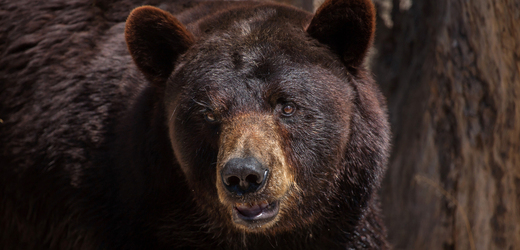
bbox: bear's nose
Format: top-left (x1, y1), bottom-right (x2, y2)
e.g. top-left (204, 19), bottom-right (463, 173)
top-left (221, 157), bottom-right (268, 196)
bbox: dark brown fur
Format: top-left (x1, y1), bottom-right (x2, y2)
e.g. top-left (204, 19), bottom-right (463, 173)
top-left (0, 0), bottom-right (390, 249)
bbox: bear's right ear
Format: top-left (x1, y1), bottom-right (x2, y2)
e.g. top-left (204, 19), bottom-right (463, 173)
top-left (125, 6), bottom-right (194, 87)
top-left (306, 0), bottom-right (376, 68)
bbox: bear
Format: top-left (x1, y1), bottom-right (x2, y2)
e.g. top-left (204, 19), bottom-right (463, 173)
top-left (0, 0), bottom-right (391, 249)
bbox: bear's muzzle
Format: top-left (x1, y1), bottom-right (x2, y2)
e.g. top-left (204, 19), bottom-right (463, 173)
top-left (216, 113), bottom-right (293, 230)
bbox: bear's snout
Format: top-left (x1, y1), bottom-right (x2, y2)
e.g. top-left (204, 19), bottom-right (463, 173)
top-left (215, 114), bottom-right (294, 230)
top-left (221, 157), bottom-right (269, 196)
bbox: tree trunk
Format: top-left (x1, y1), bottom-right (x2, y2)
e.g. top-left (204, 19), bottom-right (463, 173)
top-left (372, 0), bottom-right (520, 249)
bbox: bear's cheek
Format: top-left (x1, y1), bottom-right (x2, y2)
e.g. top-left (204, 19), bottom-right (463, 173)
top-left (214, 114), bottom-right (295, 231)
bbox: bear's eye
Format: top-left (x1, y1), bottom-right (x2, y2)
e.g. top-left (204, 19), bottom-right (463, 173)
top-left (281, 103), bottom-right (296, 116)
top-left (204, 111), bottom-right (217, 123)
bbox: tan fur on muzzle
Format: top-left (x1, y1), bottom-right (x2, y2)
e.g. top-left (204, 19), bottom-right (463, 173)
top-left (215, 113), bottom-right (293, 205)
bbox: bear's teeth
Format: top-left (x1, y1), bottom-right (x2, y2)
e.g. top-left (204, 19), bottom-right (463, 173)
top-left (259, 201), bottom-right (269, 209)
top-left (236, 201), bottom-right (269, 209)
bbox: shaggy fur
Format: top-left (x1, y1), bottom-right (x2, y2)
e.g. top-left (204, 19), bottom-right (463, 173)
top-left (0, 0), bottom-right (390, 249)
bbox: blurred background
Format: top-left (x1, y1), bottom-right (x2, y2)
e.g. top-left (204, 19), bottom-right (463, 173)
top-left (281, 0), bottom-right (520, 249)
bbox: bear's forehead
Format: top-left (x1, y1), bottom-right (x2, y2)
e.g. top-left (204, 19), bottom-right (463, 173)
top-left (176, 55), bottom-right (346, 115)
top-left (170, 5), bottom-right (350, 110)
top-left (193, 6), bottom-right (311, 58)
top-left (192, 5), bottom-right (310, 37)
top-left (175, 46), bottom-right (347, 107)
top-left (182, 49), bottom-right (323, 93)
top-left (228, 8), bottom-right (279, 37)
top-left (182, 27), bottom-right (333, 87)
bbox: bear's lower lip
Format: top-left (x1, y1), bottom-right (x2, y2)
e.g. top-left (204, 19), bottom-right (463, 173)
top-left (232, 200), bottom-right (280, 228)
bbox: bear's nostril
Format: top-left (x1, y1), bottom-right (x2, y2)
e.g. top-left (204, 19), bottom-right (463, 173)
top-left (221, 157), bottom-right (268, 196)
top-left (245, 174), bottom-right (258, 184)
top-left (227, 176), bottom-right (240, 186)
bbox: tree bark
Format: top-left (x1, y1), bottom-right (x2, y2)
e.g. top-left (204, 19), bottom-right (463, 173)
top-left (372, 0), bottom-right (520, 249)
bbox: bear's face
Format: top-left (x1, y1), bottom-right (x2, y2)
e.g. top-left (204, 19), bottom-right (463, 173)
top-left (166, 29), bottom-right (355, 231)
top-left (125, 0), bottom-right (377, 233)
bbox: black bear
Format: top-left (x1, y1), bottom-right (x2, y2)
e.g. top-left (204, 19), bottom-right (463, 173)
top-left (0, 0), bottom-right (391, 249)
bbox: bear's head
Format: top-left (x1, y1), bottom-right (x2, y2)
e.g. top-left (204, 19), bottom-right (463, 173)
top-left (125, 0), bottom-right (389, 234)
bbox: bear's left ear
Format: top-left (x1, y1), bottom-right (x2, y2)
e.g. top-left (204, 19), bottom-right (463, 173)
top-left (125, 6), bottom-right (194, 87)
top-left (306, 0), bottom-right (376, 68)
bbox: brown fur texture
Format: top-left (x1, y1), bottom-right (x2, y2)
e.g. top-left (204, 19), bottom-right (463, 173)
top-left (307, 0), bottom-right (376, 67)
top-left (125, 6), bottom-right (195, 85)
top-left (0, 0), bottom-right (390, 249)
top-left (215, 114), bottom-right (294, 231)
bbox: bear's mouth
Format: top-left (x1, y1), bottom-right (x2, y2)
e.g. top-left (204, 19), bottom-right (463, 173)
top-left (232, 200), bottom-right (280, 228)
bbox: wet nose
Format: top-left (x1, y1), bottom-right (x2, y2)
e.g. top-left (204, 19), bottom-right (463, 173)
top-left (221, 157), bottom-right (268, 196)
